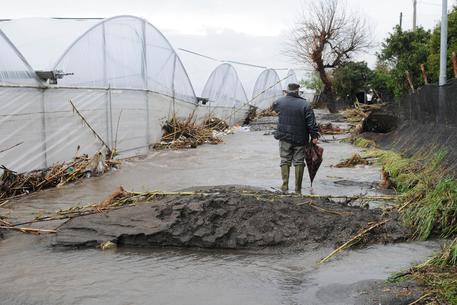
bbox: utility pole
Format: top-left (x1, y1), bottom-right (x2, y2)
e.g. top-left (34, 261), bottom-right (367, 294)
top-left (413, 0), bottom-right (417, 30)
top-left (399, 12), bottom-right (403, 30)
top-left (439, 0), bottom-right (448, 86)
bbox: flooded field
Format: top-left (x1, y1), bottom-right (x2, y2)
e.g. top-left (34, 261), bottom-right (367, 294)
top-left (0, 112), bottom-right (440, 305)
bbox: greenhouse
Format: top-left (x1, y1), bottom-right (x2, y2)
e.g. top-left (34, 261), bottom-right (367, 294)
top-left (200, 63), bottom-right (249, 125)
top-left (251, 68), bottom-right (283, 109)
top-left (0, 16), bottom-right (299, 174)
top-left (0, 16), bottom-right (202, 173)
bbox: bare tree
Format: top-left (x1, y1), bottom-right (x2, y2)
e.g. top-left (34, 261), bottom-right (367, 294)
top-left (287, 0), bottom-right (371, 112)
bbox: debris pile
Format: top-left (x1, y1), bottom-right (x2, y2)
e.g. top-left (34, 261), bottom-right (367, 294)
top-left (203, 117), bottom-right (229, 132)
top-left (242, 105), bottom-right (257, 125)
top-left (342, 103), bottom-right (384, 124)
top-left (319, 122), bottom-right (346, 135)
top-left (257, 106), bottom-right (278, 118)
top-left (154, 114), bottom-right (225, 150)
top-left (0, 151), bottom-right (119, 201)
top-left (334, 153), bottom-right (371, 168)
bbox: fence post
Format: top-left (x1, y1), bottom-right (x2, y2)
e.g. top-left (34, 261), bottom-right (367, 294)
top-left (405, 71), bottom-right (415, 93)
top-left (420, 64), bottom-right (429, 84)
top-left (452, 52), bottom-right (457, 78)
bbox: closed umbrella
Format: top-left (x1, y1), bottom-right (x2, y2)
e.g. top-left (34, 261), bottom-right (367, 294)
top-left (305, 144), bottom-right (324, 187)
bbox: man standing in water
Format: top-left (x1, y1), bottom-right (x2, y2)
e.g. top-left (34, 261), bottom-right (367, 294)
top-left (272, 83), bottom-right (319, 193)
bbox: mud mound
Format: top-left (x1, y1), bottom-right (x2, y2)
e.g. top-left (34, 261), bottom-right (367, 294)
top-left (55, 187), bottom-right (409, 249)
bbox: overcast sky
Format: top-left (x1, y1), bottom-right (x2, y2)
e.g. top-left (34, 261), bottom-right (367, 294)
top-left (0, 0), bottom-right (452, 89)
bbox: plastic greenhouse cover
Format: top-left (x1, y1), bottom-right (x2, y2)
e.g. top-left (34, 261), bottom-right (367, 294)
top-left (53, 16), bottom-right (196, 103)
top-left (0, 30), bottom-right (40, 86)
top-left (230, 63), bottom-right (266, 99)
top-left (176, 49), bottom-right (220, 96)
top-left (0, 18), bottom-right (99, 71)
top-left (251, 69), bottom-right (283, 109)
top-left (201, 63), bottom-right (247, 108)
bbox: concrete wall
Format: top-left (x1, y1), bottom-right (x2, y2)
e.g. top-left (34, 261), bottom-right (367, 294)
top-left (366, 80), bottom-right (457, 176)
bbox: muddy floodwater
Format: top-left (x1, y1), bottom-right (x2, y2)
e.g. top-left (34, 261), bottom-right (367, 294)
top-left (0, 111), bottom-right (440, 305)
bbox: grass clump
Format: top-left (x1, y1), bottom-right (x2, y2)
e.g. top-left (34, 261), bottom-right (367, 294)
top-left (404, 178), bottom-right (457, 240)
top-left (429, 238), bottom-right (457, 267)
top-left (372, 148), bottom-right (457, 304)
top-left (370, 148), bottom-right (454, 239)
top-left (349, 136), bottom-right (377, 149)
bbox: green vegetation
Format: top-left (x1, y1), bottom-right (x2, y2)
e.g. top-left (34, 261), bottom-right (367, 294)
top-left (357, 142), bottom-right (457, 304)
top-left (377, 25), bottom-right (431, 97)
top-left (349, 136), bottom-right (377, 149)
top-left (430, 238), bottom-right (457, 267)
top-left (330, 6), bottom-right (457, 102)
top-left (333, 61), bottom-right (372, 102)
top-left (366, 147), bottom-right (455, 240)
top-left (301, 73), bottom-right (323, 92)
top-left (427, 7), bottom-right (457, 82)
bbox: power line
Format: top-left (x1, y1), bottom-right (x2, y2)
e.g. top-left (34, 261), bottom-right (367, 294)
top-left (177, 47), bottom-right (311, 71)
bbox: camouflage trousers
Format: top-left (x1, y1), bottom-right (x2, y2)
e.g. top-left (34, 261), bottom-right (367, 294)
top-left (279, 140), bottom-right (305, 167)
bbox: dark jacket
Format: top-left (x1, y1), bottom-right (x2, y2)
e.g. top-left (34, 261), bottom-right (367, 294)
top-left (272, 93), bottom-right (319, 145)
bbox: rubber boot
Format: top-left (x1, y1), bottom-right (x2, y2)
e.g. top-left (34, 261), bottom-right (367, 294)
top-left (294, 164), bottom-right (305, 194)
top-left (280, 165), bottom-right (290, 192)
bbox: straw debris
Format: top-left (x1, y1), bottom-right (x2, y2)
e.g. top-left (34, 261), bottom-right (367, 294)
top-left (334, 153), bottom-right (371, 168)
top-left (154, 114), bottom-right (225, 150)
top-left (0, 150), bottom-right (119, 201)
top-left (319, 122), bottom-right (347, 135)
top-left (342, 102), bottom-right (384, 124)
top-left (257, 106), bottom-right (278, 118)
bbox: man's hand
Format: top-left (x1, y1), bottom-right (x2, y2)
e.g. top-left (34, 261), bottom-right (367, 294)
top-left (312, 138), bottom-right (318, 145)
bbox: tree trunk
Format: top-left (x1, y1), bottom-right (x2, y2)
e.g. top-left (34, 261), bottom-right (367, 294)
top-left (316, 66), bottom-right (338, 113)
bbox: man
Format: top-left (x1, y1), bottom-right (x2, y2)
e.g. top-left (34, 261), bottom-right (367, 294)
top-left (272, 83), bottom-right (319, 193)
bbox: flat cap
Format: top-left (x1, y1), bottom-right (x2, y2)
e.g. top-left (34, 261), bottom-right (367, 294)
top-left (287, 83), bottom-right (300, 91)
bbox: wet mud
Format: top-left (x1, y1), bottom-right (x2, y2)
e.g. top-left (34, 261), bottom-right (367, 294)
top-left (56, 186), bottom-right (409, 249)
top-left (316, 279), bottom-right (424, 305)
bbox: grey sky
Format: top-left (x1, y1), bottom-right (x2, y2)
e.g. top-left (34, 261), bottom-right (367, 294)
top-left (0, 0), bottom-right (452, 89)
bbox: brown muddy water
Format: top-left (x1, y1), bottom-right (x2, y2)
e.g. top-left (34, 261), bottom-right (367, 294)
top-left (0, 111), bottom-right (440, 304)
top-left (0, 234), bottom-right (438, 305)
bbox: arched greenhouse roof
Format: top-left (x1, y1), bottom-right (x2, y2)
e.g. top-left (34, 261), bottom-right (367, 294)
top-left (0, 29), bottom-right (40, 86)
top-left (285, 69), bottom-right (298, 86)
top-left (251, 68), bottom-right (283, 109)
top-left (0, 16), bottom-right (197, 103)
top-left (201, 63), bottom-right (247, 108)
top-left (0, 18), bottom-right (100, 71)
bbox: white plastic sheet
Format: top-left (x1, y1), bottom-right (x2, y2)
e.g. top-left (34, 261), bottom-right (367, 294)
top-left (251, 69), bottom-right (283, 109)
top-left (201, 63), bottom-right (247, 108)
top-left (0, 30), bottom-right (39, 86)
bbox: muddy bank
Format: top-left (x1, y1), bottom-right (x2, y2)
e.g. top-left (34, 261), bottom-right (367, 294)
top-left (55, 186), bottom-right (409, 249)
top-left (362, 122), bottom-right (457, 176)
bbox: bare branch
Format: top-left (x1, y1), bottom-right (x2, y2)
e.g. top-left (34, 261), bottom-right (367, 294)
top-left (284, 0), bottom-right (372, 112)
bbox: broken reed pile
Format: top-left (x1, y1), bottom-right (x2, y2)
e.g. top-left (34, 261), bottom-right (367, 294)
top-left (360, 144), bottom-right (457, 304)
top-left (257, 106), bottom-right (278, 118)
top-left (342, 102), bottom-right (384, 123)
top-left (203, 117), bottom-right (229, 132)
top-left (334, 153), bottom-right (370, 168)
top-left (153, 113), bottom-right (226, 150)
top-left (0, 151), bottom-right (118, 201)
top-left (319, 122), bottom-right (346, 135)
